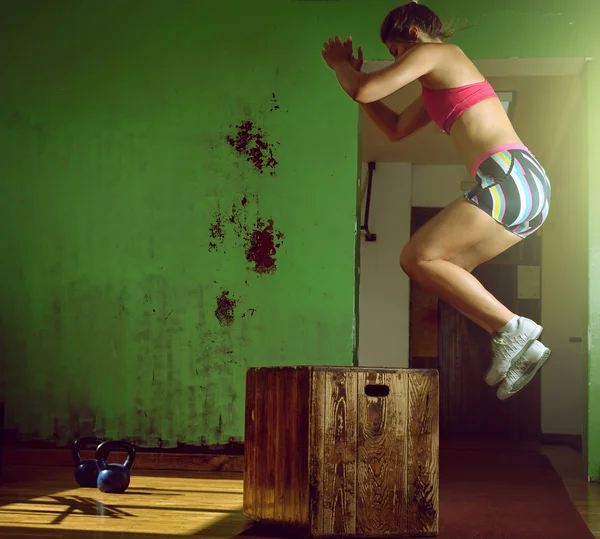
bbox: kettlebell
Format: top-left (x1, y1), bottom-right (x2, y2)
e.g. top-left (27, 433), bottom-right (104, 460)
top-left (96, 440), bottom-right (136, 494)
top-left (72, 437), bottom-right (104, 488)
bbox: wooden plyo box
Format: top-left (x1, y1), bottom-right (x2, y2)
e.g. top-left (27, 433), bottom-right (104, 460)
top-left (243, 366), bottom-right (439, 538)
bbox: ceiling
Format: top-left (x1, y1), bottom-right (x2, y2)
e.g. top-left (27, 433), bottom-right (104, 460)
top-left (361, 58), bottom-right (586, 166)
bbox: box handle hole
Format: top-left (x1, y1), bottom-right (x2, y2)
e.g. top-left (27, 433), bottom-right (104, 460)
top-left (364, 384), bottom-right (390, 397)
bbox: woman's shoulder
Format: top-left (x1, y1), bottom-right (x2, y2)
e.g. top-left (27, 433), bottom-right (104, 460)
top-left (408, 42), bottom-right (471, 70)
top-left (417, 44), bottom-right (481, 88)
top-left (399, 42), bottom-right (464, 67)
top-left (419, 42), bottom-right (467, 58)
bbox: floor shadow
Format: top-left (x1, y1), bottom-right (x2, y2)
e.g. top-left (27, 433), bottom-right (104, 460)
top-left (0, 494), bottom-right (241, 517)
top-left (232, 523), bottom-right (305, 538)
top-left (128, 487), bottom-right (242, 495)
top-left (0, 466), bottom-right (77, 508)
top-left (188, 512), bottom-right (260, 537)
top-left (0, 528), bottom-right (174, 538)
top-left (189, 512), bottom-right (313, 538)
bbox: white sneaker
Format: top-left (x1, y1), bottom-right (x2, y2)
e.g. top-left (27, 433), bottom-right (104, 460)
top-left (484, 316), bottom-right (543, 386)
top-left (496, 340), bottom-right (551, 400)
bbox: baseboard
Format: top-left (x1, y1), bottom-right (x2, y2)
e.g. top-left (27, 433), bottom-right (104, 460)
top-left (3, 448), bottom-right (243, 472)
top-left (3, 435), bottom-right (581, 472)
top-left (540, 433), bottom-right (582, 453)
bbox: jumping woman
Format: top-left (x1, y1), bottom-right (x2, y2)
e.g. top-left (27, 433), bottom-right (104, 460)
top-left (322, 0), bottom-right (552, 400)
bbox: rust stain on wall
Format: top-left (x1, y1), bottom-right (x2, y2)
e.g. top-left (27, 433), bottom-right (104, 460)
top-left (244, 218), bottom-right (285, 275)
top-left (208, 211), bottom-right (225, 252)
top-left (226, 120), bottom-right (278, 175)
top-left (229, 201), bottom-right (246, 238)
top-left (215, 290), bottom-right (237, 326)
top-left (208, 197), bottom-right (285, 274)
top-left (270, 93), bottom-right (280, 112)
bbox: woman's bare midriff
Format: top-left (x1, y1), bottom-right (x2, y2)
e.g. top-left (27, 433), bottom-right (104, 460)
top-left (448, 98), bottom-right (525, 174)
top-left (420, 44), bottom-right (525, 174)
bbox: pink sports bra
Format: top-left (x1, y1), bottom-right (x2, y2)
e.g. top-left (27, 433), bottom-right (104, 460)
top-left (421, 79), bottom-right (497, 134)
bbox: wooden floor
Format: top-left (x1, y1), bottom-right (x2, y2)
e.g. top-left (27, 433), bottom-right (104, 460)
top-left (0, 445), bottom-right (598, 538)
top-left (542, 445), bottom-right (600, 538)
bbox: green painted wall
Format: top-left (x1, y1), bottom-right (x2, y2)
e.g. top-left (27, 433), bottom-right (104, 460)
top-left (0, 0), bottom-right (598, 476)
top-left (0, 0), bottom-right (363, 447)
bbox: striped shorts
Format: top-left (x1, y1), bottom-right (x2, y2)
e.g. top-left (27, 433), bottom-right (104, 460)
top-left (464, 144), bottom-right (551, 238)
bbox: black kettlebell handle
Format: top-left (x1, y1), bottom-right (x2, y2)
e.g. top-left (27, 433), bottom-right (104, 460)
top-left (72, 437), bottom-right (104, 466)
top-left (95, 440), bottom-right (136, 470)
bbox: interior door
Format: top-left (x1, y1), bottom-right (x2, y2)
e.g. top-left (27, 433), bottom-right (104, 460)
top-left (409, 207), bottom-right (542, 442)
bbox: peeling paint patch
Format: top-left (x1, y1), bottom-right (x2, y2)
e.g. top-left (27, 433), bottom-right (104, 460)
top-left (209, 211), bottom-right (225, 252)
top-left (209, 197), bottom-right (285, 275)
top-left (226, 120), bottom-right (278, 175)
top-left (229, 201), bottom-right (246, 238)
top-left (244, 218), bottom-right (285, 275)
top-left (270, 92), bottom-right (288, 113)
top-left (215, 290), bottom-right (237, 326)
top-left (270, 93), bottom-right (280, 112)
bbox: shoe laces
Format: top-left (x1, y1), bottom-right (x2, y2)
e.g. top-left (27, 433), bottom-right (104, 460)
top-left (492, 332), bottom-right (528, 360)
top-left (504, 356), bottom-right (529, 385)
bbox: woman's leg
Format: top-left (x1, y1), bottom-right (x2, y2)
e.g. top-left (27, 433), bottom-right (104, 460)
top-left (401, 195), bottom-right (545, 389)
top-left (407, 148), bottom-right (552, 397)
top-left (400, 196), bottom-right (522, 334)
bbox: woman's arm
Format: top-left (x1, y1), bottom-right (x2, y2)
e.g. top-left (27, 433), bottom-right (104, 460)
top-left (333, 45), bottom-right (438, 103)
top-left (362, 95), bottom-right (431, 141)
top-left (360, 101), bottom-right (400, 141)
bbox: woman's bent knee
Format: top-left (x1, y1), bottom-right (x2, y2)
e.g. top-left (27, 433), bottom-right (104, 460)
top-left (402, 246), bottom-right (474, 278)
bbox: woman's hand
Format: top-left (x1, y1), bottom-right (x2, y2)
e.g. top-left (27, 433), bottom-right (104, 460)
top-left (345, 37), bottom-right (363, 72)
top-left (322, 36), bottom-right (368, 102)
top-left (322, 36), bottom-right (352, 70)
